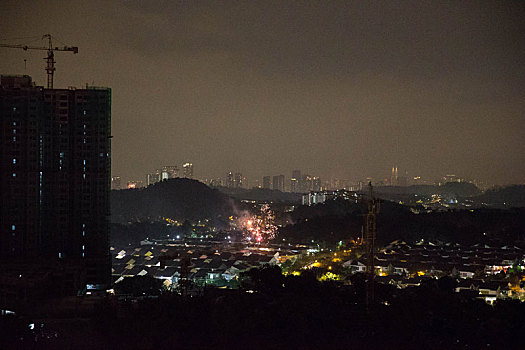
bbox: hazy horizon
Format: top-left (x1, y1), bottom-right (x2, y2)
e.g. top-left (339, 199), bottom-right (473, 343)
top-left (1, 1), bottom-right (524, 185)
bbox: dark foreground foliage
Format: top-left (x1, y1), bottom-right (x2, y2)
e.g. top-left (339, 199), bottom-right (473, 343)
top-left (3, 267), bottom-right (525, 350)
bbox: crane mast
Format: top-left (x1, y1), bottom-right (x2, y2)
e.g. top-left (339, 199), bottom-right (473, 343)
top-left (365, 182), bottom-right (379, 310)
top-left (0, 34), bottom-right (78, 89)
top-left (44, 34), bottom-right (56, 90)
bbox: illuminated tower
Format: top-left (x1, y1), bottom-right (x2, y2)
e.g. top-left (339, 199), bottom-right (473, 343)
top-left (182, 162), bottom-right (193, 179)
top-left (147, 172), bottom-right (160, 186)
top-left (290, 170), bottom-right (301, 192)
top-left (390, 166), bottom-right (399, 186)
top-left (111, 176), bottom-right (121, 190)
top-left (234, 172), bottom-right (243, 188)
top-left (227, 171), bottom-right (234, 188)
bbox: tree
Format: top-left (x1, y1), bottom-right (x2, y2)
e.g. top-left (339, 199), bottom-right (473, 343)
top-left (115, 276), bottom-right (164, 296)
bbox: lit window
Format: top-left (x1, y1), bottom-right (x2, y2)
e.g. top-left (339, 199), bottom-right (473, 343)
top-left (13, 129), bottom-right (16, 134)
top-left (12, 173), bottom-right (16, 177)
top-left (12, 225), bottom-right (15, 231)
top-left (12, 159), bottom-right (16, 164)
top-left (59, 252), bottom-right (62, 258)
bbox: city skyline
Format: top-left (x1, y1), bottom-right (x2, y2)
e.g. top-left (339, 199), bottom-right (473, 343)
top-left (1, 1), bottom-right (524, 185)
top-left (118, 162), bottom-right (488, 192)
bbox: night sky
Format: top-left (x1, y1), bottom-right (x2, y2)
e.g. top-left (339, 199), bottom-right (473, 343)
top-left (1, 1), bottom-right (524, 185)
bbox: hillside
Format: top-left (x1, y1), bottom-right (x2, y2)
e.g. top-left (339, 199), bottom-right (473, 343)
top-left (111, 178), bottom-right (236, 223)
top-left (473, 185), bottom-right (525, 208)
top-left (279, 199), bottom-right (525, 246)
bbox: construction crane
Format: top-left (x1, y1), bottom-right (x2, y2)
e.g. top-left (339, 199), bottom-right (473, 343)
top-left (0, 34), bottom-right (78, 89)
top-left (365, 182), bottom-right (380, 311)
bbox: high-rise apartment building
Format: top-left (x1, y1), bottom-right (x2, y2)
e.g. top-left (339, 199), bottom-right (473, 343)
top-left (234, 172), bottom-right (243, 188)
top-left (183, 162), bottom-right (193, 179)
top-left (262, 176), bottom-right (271, 189)
top-left (312, 176), bottom-right (321, 192)
top-left (0, 75), bottom-right (111, 296)
top-left (146, 172), bottom-right (160, 186)
top-left (272, 175), bottom-right (285, 192)
top-left (111, 176), bottom-right (121, 190)
top-left (391, 166), bottom-right (398, 186)
top-left (226, 171), bottom-right (234, 188)
top-left (290, 170), bottom-right (301, 193)
top-left (302, 174), bottom-right (312, 192)
top-left (162, 165), bottom-right (178, 179)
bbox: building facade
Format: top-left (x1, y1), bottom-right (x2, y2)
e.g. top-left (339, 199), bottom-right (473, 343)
top-left (183, 162), bottom-right (193, 179)
top-left (272, 175), bottom-right (285, 192)
top-left (262, 176), bottom-right (271, 189)
top-left (0, 75), bottom-right (111, 296)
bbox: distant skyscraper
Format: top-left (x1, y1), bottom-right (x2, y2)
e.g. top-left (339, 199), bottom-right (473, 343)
top-left (0, 75), bottom-right (111, 295)
top-left (234, 172), bottom-right (243, 188)
top-left (160, 168), bottom-right (169, 181)
top-left (413, 176), bottom-right (427, 186)
top-left (312, 176), bottom-right (321, 191)
top-left (263, 176), bottom-right (271, 189)
top-left (290, 170), bottom-right (301, 193)
top-left (302, 174), bottom-right (312, 192)
top-left (147, 172), bottom-right (159, 186)
top-left (272, 175), bottom-right (285, 192)
top-left (111, 176), bottom-right (121, 190)
top-left (391, 166), bottom-right (398, 186)
top-left (183, 162), bottom-right (193, 179)
top-left (163, 165), bottom-right (178, 179)
top-left (398, 170), bottom-right (408, 187)
top-left (227, 171), bottom-right (234, 188)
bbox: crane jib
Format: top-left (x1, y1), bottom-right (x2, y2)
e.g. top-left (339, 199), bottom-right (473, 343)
top-left (0, 34), bottom-right (78, 88)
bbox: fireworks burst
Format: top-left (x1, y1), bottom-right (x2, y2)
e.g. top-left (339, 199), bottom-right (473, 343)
top-left (239, 204), bottom-right (277, 243)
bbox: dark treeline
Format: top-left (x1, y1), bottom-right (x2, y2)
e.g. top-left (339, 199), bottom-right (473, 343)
top-left (280, 198), bottom-right (525, 246)
top-left (3, 266), bottom-right (524, 349)
top-left (475, 185), bottom-right (525, 208)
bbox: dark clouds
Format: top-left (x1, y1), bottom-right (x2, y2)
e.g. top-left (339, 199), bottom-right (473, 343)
top-left (1, 1), bottom-right (524, 185)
